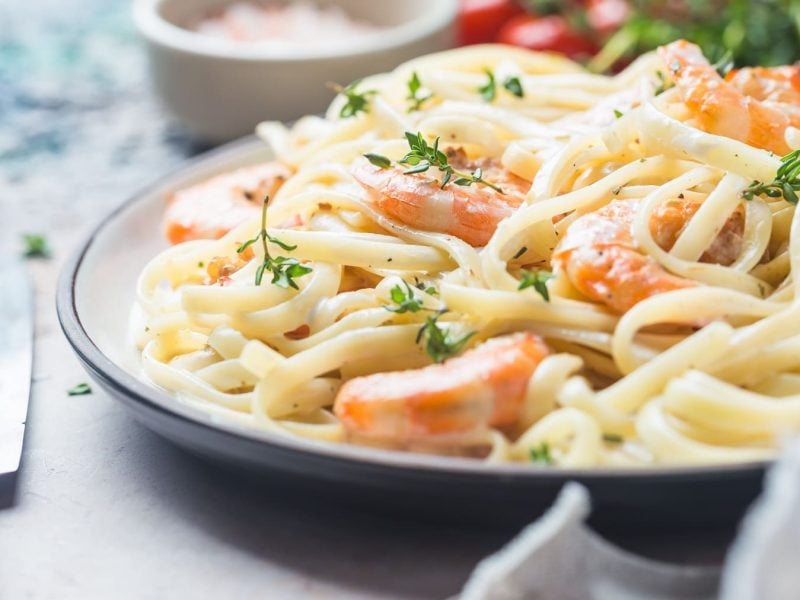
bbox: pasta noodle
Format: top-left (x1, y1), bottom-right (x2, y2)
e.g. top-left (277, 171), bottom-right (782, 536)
top-left (134, 41), bottom-right (800, 468)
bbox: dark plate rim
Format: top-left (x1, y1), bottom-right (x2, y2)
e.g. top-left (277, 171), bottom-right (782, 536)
top-left (55, 134), bottom-right (770, 484)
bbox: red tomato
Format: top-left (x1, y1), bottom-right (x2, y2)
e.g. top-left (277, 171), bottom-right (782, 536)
top-left (458, 0), bottom-right (524, 46)
top-left (587, 0), bottom-right (630, 35)
top-left (496, 15), bottom-right (600, 60)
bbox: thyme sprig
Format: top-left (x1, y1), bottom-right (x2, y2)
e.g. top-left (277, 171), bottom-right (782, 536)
top-left (529, 442), bottom-right (553, 465)
top-left (399, 131), bottom-right (504, 193)
top-left (743, 149), bottom-right (800, 204)
top-left (416, 310), bottom-right (476, 364)
top-left (518, 269), bottom-right (554, 302)
top-left (332, 79), bottom-right (377, 119)
top-left (237, 196), bottom-right (312, 289)
top-left (385, 280), bottom-right (427, 314)
top-left (478, 69), bottom-right (525, 102)
top-left (406, 71), bottom-right (433, 112)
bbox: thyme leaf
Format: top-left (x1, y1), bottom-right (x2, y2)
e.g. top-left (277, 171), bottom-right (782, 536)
top-left (237, 196), bottom-right (312, 289)
top-left (416, 310), bottom-right (475, 364)
top-left (743, 149), bottom-right (800, 204)
top-left (334, 79), bottom-right (377, 119)
top-left (406, 71), bottom-right (433, 112)
top-left (518, 269), bottom-right (554, 302)
top-left (385, 280), bottom-right (426, 314)
top-left (22, 233), bottom-right (50, 258)
top-left (398, 131), bottom-right (504, 193)
top-left (529, 442), bottom-right (553, 465)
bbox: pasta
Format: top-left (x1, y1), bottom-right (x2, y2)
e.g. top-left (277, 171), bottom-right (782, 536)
top-left (134, 41), bottom-right (800, 468)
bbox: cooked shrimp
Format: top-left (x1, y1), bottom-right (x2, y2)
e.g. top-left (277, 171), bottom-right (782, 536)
top-left (553, 199), bottom-right (744, 313)
top-left (163, 161), bottom-right (292, 245)
top-left (333, 332), bottom-right (549, 447)
top-left (351, 148), bottom-right (530, 247)
top-left (660, 40), bottom-right (800, 154)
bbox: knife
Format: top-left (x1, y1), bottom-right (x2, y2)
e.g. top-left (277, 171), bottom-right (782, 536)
top-left (0, 261), bottom-right (33, 476)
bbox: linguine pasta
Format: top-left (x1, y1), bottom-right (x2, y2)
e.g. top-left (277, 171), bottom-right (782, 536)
top-left (134, 43), bottom-right (800, 468)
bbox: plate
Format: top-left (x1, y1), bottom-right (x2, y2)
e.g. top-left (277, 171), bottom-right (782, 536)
top-left (57, 136), bottom-right (767, 530)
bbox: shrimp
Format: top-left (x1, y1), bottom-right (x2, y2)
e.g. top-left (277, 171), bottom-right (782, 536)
top-left (659, 40), bottom-right (800, 154)
top-left (163, 161), bottom-right (292, 245)
top-left (351, 148), bottom-right (530, 247)
top-left (552, 199), bottom-right (744, 313)
top-left (333, 332), bottom-right (549, 448)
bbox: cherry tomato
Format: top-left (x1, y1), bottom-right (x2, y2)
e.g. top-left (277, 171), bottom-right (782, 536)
top-left (496, 15), bottom-right (600, 60)
top-left (458, 0), bottom-right (524, 46)
top-left (586, 0), bottom-right (630, 36)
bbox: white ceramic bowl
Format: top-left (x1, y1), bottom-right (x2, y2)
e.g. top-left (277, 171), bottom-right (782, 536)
top-left (133, 0), bottom-right (458, 142)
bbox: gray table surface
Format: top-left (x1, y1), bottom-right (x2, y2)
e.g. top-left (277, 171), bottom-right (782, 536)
top-left (0, 2), bottom-right (737, 598)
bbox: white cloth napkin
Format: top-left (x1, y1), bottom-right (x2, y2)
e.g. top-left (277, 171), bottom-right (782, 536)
top-left (461, 441), bottom-right (800, 600)
top-left (720, 442), bottom-right (800, 600)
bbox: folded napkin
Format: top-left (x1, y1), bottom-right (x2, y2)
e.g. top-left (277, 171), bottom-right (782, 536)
top-left (720, 441), bottom-right (800, 600)
top-left (461, 439), bottom-right (800, 600)
top-left (460, 483), bottom-right (718, 600)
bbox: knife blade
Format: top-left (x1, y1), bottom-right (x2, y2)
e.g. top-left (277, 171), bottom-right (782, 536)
top-left (0, 261), bottom-right (33, 476)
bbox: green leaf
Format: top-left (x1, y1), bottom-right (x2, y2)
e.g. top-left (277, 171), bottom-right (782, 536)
top-left (478, 69), bottom-right (497, 102)
top-left (385, 281), bottom-right (426, 314)
top-left (529, 442), bottom-right (553, 465)
top-left (364, 153), bottom-right (392, 169)
top-left (518, 270), bottom-right (554, 302)
top-left (403, 161), bottom-right (431, 175)
top-left (416, 311), bottom-right (475, 363)
top-left (22, 233), bottom-right (51, 258)
top-left (67, 383), bottom-right (92, 396)
top-left (338, 79), bottom-right (377, 119)
top-left (406, 71), bottom-right (433, 112)
top-left (613, 109), bottom-right (624, 119)
top-left (503, 75), bottom-right (524, 98)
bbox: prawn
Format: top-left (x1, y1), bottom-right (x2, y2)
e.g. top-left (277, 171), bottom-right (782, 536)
top-left (333, 332), bottom-right (549, 447)
top-left (163, 161), bottom-right (292, 245)
top-left (552, 199), bottom-right (744, 313)
top-left (351, 148), bottom-right (530, 247)
top-left (660, 40), bottom-right (800, 154)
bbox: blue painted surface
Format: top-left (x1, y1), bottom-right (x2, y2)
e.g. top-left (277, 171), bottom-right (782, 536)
top-left (1, 0), bottom-right (199, 257)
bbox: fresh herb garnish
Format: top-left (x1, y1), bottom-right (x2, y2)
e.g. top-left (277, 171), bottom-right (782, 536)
top-left (603, 433), bottom-right (624, 444)
top-left (529, 442), bottom-right (553, 465)
top-left (67, 383), bottom-right (92, 396)
top-left (613, 109), bottom-right (624, 119)
top-left (416, 310), bottom-right (475, 364)
top-left (413, 277), bottom-right (439, 296)
top-left (478, 70), bottom-right (525, 101)
top-left (712, 50), bottom-right (734, 78)
top-left (399, 131), bottom-right (504, 193)
top-left (364, 153), bottom-right (392, 169)
top-left (478, 69), bottom-right (497, 102)
top-left (406, 71), bottom-right (433, 112)
top-left (518, 269), bottom-right (554, 302)
top-left (22, 233), bottom-right (50, 258)
top-left (334, 79), bottom-right (377, 119)
top-left (743, 149), bottom-right (800, 204)
top-left (237, 196), bottom-right (313, 289)
top-left (385, 280), bottom-right (426, 314)
top-left (503, 75), bottom-right (524, 98)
